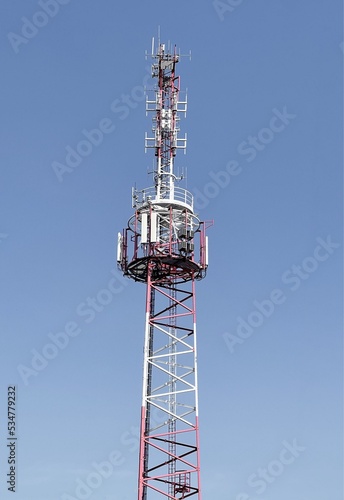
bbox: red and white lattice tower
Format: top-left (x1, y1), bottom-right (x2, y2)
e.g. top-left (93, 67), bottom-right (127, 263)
top-left (117, 40), bottom-right (211, 500)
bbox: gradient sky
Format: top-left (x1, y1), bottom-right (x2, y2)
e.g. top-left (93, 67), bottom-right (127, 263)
top-left (0, 1), bottom-right (342, 499)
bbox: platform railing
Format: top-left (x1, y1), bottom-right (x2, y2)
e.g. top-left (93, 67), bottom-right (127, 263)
top-left (133, 186), bottom-right (194, 211)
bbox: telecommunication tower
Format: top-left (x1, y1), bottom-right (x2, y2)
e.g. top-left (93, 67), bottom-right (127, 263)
top-left (117, 39), bottom-right (211, 500)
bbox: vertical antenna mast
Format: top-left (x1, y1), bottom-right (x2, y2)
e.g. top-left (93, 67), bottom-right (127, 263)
top-left (145, 40), bottom-right (187, 203)
top-left (118, 38), bottom-right (211, 500)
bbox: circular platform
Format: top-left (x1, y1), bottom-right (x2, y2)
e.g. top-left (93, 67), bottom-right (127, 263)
top-left (125, 255), bottom-right (205, 283)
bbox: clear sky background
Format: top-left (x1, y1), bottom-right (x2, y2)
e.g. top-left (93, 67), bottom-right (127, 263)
top-left (0, 1), bottom-right (342, 499)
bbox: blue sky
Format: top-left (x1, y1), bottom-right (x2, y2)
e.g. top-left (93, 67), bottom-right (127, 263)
top-left (0, 1), bottom-right (342, 499)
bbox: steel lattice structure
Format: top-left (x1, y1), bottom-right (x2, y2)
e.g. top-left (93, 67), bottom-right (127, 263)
top-left (118, 40), bottom-right (211, 500)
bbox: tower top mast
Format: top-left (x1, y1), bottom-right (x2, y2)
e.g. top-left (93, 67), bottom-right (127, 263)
top-left (118, 39), bottom-right (208, 284)
top-left (139, 39), bottom-right (190, 211)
